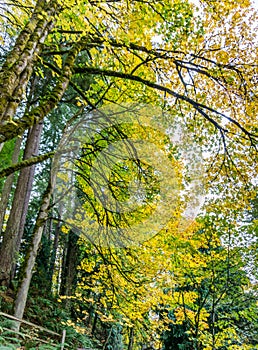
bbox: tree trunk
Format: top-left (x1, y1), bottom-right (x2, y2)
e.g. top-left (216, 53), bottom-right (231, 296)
top-left (48, 205), bottom-right (63, 289)
top-left (32, 220), bottom-right (53, 290)
top-left (0, 121), bottom-right (43, 287)
top-left (0, 137), bottom-right (22, 238)
top-left (92, 312), bottom-right (98, 336)
top-left (60, 230), bottom-right (79, 310)
top-left (13, 121), bottom-right (44, 279)
top-left (13, 176), bottom-right (55, 325)
top-left (0, 0), bottom-right (59, 124)
top-left (0, 38), bottom-right (85, 144)
top-left (128, 328), bottom-right (134, 350)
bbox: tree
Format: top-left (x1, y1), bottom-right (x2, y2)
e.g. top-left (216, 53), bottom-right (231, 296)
top-left (160, 182), bottom-right (258, 349)
top-left (0, 137), bottom-right (22, 237)
top-left (0, 120), bottom-right (43, 286)
top-left (0, 0), bottom-right (257, 144)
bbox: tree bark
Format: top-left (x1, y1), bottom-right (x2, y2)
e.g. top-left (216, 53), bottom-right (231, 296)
top-left (13, 175), bottom-right (55, 325)
top-left (0, 121), bottom-right (43, 287)
top-left (0, 39), bottom-right (85, 144)
top-left (0, 137), bottom-right (22, 238)
top-left (0, 151), bottom-right (55, 179)
top-left (0, 0), bottom-right (59, 124)
top-left (128, 328), bottom-right (134, 350)
top-left (48, 205), bottom-right (63, 289)
top-left (60, 230), bottom-right (79, 310)
top-left (13, 142), bottom-right (62, 326)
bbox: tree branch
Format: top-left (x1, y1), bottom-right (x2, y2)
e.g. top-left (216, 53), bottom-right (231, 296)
top-left (0, 152), bottom-right (55, 178)
top-left (73, 66), bottom-right (257, 142)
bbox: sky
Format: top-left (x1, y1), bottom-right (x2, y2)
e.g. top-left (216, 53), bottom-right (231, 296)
top-left (190, 0), bottom-right (258, 9)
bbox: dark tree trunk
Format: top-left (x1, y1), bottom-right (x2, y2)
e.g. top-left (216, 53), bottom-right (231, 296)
top-left (128, 328), bottom-right (134, 350)
top-left (0, 121), bottom-right (43, 287)
top-left (0, 137), bottom-right (22, 239)
top-left (92, 311), bottom-right (98, 336)
top-left (60, 230), bottom-right (79, 309)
